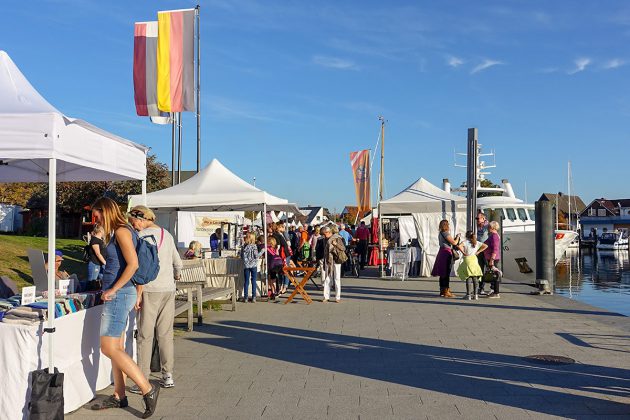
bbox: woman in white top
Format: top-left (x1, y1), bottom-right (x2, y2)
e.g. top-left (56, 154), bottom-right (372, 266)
top-left (456, 230), bottom-right (488, 300)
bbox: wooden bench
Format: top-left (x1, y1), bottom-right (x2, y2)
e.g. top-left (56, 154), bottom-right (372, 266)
top-left (173, 286), bottom-right (194, 332)
top-left (176, 260), bottom-right (237, 325)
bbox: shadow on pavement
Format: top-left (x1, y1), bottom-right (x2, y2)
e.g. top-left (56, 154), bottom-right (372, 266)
top-left (189, 321), bottom-right (630, 417)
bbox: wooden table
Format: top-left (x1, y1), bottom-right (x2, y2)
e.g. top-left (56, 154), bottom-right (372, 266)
top-left (283, 266), bottom-right (316, 304)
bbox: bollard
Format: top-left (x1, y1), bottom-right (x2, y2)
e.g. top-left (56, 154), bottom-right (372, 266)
top-left (535, 201), bottom-right (555, 294)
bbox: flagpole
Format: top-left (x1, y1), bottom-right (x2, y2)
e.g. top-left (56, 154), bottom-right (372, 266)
top-left (177, 112), bottom-right (182, 184)
top-left (171, 113), bottom-right (176, 186)
top-left (378, 116), bottom-right (385, 278)
top-left (195, 5), bottom-right (201, 173)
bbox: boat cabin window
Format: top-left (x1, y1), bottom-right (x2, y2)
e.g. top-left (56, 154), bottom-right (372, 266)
top-left (527, 209), bottom-right (535, 221)
top-left (517, 208), bottom-right (528, 221)
top-left (505, 208), bottom-right (517, 221)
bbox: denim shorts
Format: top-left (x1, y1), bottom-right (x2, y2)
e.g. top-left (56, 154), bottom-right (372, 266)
top-left (100, 287), bottom-right (136, 337)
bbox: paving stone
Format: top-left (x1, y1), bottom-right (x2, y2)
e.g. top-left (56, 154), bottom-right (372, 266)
top-left (67, 275), bottom-right (630, 420)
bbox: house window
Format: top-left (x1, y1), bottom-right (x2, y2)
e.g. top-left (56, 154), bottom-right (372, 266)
top-left (598, 209), bottom-right (607, 217)
top-left (588, 208), bottom-right (595, 216)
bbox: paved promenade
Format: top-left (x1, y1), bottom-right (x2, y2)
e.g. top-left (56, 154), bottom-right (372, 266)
top-left (72, 274), bottom-right (630, 420)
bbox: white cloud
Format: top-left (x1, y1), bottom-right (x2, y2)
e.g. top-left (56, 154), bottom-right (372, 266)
top-left (471, 59), bottom-right (504, 74)
top-left (568, 57), bottom-right (591, 74)
top-left (603, 58), bottom-right (625, 69)
top-left (447, 55), bottom-right (464, 68)
top-left (312, 55), bottom-right (359, 70)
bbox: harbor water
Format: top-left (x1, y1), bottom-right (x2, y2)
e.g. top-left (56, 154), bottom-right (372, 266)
top-left (556, 248), bottom-right (630, 316)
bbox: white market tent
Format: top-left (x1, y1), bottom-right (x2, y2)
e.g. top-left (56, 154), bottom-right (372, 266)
top-left (379, 177), bottom-right (467, 277)
top-left (129, 158), bottom-right (298, 213)
top-left (0, 51), bottom-right (148, 370)
top-left (129, 159), bottom-right (299, 289)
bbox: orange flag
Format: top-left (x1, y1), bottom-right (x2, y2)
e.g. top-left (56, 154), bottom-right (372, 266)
top-left (350, 150), bottom-right (371, 215)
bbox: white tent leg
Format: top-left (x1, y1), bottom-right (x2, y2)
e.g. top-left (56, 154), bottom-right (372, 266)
top-left (141, 179), bottom-right (147, 206)
top-left (263, 203), bottom-right (268, 299)
top-left (47, 158), bottom-right (57, 371)
top-left (379, 203), bottom-right (384, 278)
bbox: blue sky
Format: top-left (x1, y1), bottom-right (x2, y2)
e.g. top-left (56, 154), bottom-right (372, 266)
top-left (1, 1), bottom-right (629, 211)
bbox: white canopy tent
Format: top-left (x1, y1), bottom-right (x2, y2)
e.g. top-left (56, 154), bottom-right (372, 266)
top-left (129, 158), bottom-right (299, 213)
top-left (0, 51), bottom-right (148, 370)
top-left (129, 158), bottom-right (299, 292)
top-left (379, 178), bottom-right (467, 277)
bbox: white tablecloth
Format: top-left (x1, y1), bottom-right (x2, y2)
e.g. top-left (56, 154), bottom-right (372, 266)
top-left (0, 305), bottom-right (136, 420)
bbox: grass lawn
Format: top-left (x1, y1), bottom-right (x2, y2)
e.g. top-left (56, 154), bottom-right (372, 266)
top-left (0, 234), bottom-right (87, 289)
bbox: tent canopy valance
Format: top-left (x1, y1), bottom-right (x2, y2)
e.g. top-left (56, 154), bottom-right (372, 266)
top-left (129, 158), bottom-right (299, 214)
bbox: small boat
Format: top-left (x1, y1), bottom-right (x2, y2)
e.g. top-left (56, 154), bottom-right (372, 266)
top-left (596, 230), bottom-right (629, 250)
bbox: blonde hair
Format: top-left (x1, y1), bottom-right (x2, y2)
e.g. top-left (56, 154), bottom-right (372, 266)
top-left (489, 221), bottom-right (500, 231)
top-left (268, 236), bottom-right (277, 247)
top-left (130, 205), bottom-right (156, 221)
top-left (439, 219), bottom-right (450, 232)
top-left (188, 240), bottom-right (202, 252)
top-left (92, 197), bottom-right (127, 243)
top-left (244, 232), bottom-right (256, 245)
top-left (92, 225), bottom-right (104, 235)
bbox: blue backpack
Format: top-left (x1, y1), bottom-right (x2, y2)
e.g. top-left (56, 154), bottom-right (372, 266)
top-left (128, 226), bottom-right (161, 285)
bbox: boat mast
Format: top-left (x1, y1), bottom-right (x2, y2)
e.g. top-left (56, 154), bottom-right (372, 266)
top-left (378, 116), bottom-right (385, 278)
top-left (568, 161), bottom-right (571, 230)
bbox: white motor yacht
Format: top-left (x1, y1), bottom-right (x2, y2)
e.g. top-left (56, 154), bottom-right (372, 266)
top-left (447, 147), bottom-right (577, 283)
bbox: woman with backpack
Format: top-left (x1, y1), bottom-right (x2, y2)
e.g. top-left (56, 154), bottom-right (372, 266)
top-left (322, 225), bottom-right (346, 303)
top-left (127, 205), bottom-right (183, 393)
top-left (89, 197), bottom-right (160, 418)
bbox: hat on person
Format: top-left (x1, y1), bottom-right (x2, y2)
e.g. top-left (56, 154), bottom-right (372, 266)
top-left (55, 250), bottom-right (63, 259)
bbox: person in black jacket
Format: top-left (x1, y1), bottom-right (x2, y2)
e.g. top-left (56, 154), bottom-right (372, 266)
top-left (272, 221), bottom-right (292, 295)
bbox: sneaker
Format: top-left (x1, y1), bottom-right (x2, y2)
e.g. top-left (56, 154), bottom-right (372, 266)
top-left (488, 293), bottom-right (500, 299)
top-left (463, 294), bottom-right (471, 300)
top-left (478, 289), bottom-right (488, 296)
top-left (142, 381), bottom-right (160, 418)
top-left (161, 373), bottom-right (174, 388)
top-left (129, 384), bottom-right (142, 395)
top-left (335, 299), bottom-right (341, 303)
top-left (91, 395), bottom-right (128, 410)
top-left (474, 294), bottom-right (479, 300)
top-left (251, 297), bottom-right (256, 303)
top-left (322, 299), bottom-right (329, 303)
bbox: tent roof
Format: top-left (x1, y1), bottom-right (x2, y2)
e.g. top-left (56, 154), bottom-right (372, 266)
top-left (380, 177), bottom-right (466, 214)
top-left (0, 51), bottom-right (147, 182)
top-left (129, 158), bottom-right (299, 213)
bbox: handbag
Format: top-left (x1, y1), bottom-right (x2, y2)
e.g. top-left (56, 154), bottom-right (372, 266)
top-left (482, 267), bottom-right (498, 283)
top-left (28, 368), bottom-right (64, 420)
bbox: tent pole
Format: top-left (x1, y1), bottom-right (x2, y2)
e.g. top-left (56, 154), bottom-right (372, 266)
top-left (263, 203), bottom-right (268, 301)
top-left (47, 158), bottom-right (57, 371)
top-left (195, 5), bottom-right (201, 173)
top-left (141, 179), bottom-right (147, 206)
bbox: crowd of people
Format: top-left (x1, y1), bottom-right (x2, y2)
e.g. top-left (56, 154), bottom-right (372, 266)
top-left (431, 212), bottom-right (502, 300)
top-left (75, 202), bottom-right (502, 417)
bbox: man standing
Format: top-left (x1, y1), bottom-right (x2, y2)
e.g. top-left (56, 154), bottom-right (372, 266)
top-left (338, 223), bottom-right (352, 246)
top-left (355, 221), bottom-right (370, 270)
top-left (476, 212), bottom-right (489, 272)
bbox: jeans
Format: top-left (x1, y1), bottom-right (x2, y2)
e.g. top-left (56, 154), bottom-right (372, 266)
top-left (282, 257), bottom-right (292, 287)
top-left (100, 287), bottom-right (136, 337)
top-left (87, 261), bottom-right (102, 281)
top-left (244, 267), bottom-right (257, 299)
top-left (323, 263), bottom-right (341, 301)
